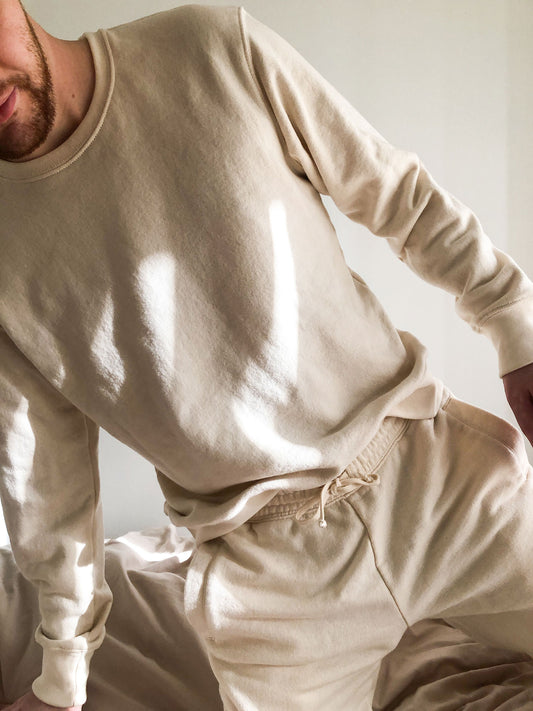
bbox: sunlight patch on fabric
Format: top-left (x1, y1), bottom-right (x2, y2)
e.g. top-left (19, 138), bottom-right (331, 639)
top-left (231, 200), bottom-right (321, 468)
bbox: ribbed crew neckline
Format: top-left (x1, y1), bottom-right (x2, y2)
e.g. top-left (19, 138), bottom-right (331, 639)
top-left (0, 29), bottom-right (114, 183)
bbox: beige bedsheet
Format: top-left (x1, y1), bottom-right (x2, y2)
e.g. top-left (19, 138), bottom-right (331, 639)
top-left (1, 526), bottom-right (532, 710)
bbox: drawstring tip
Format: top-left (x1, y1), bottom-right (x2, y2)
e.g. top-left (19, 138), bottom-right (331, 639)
top-left (318, 518), bottom-right (327, 528)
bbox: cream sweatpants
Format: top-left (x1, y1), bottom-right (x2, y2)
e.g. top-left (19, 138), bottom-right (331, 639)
top-left (184, 389), bottom-right (533, 710)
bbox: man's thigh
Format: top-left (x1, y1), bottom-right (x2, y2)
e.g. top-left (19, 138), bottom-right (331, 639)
top-left (184, 500), bottom-right (408, 711)
top-left (351, 394), bottom-right (533, 655)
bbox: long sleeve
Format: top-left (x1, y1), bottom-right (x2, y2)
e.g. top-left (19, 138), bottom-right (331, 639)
top-left (0, 326), bottom-right (112, 707)
top-left (239, 8), bottom-right (533, 377)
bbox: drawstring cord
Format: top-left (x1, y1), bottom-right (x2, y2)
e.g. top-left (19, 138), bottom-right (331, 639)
top-left (294, 470), bottom-right (381, 528)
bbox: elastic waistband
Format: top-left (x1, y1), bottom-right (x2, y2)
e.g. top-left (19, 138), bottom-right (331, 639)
top-left (249, 415), bottom-right (411, 525)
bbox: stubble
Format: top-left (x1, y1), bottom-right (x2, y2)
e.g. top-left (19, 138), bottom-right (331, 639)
top-left (0, 6), bottom-right (56, 161)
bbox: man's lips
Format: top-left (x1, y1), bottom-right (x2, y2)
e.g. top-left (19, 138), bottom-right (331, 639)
top-left (0, 88), bottom-right (17, 125)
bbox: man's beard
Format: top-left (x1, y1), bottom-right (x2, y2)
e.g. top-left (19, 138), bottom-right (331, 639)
top-left (0, 8), bottom-right (56, 162)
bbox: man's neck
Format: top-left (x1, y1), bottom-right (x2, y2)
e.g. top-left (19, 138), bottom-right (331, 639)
top-left (48, 35), bottom-right (96, 151)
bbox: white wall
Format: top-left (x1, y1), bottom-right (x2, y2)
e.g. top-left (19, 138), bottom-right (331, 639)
top-left (1, 1), bottom-right (531, 545)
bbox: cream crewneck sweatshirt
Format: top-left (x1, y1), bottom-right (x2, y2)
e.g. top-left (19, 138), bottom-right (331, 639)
top-left (1, 4), bottom-right (533, 706)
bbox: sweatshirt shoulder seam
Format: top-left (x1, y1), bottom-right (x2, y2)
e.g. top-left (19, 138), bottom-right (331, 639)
top-left (237, 7), bottom-right (264, 104)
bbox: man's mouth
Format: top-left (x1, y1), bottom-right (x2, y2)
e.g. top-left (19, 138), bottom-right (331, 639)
top-left (0, 88), bottom-right (17, 125)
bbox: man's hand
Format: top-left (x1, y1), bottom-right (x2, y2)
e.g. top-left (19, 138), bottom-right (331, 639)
top-left (503, 362), bottom-right (533, 447)
top-left (0, 691), bottom-right (81, 711)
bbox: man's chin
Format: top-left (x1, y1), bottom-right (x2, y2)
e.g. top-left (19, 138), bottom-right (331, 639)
top-left (0, 125), bottom-right (50, 162)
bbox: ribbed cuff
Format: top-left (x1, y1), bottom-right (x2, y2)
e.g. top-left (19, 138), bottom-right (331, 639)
top-left (480, 297), bottom-right (533, 377)
top-left (32, 646), bottom-right (95, 707)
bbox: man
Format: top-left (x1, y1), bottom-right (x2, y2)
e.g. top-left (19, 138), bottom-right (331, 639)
top-left (1, 1), bottom-right (533, 709)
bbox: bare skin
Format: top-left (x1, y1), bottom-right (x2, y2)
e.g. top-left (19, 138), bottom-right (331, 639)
top-left (0, 1), bottom-right (532, 710)
top-left (0, 0), bottom-right (94, 162)
top-left (503, 362), bottom-right (533, 446)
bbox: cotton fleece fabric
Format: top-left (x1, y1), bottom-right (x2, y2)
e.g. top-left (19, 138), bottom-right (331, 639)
top-left (0, 4), bottom-right (533, 707)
